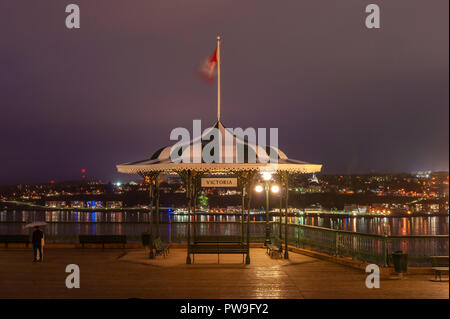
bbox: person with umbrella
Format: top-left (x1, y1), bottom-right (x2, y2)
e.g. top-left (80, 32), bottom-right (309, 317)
top-left (25, 222), bottom-right (46, 262)
top-left (32, 226), bottom-right (44, 262)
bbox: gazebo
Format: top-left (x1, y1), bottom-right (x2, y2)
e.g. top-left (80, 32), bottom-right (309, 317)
top-left (117, 120), bottom-right (321, 263)
top-left (116, 36), bottom-right (322, 264)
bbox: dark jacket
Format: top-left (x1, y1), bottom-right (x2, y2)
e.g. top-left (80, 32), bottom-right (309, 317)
top-left (32, 229), bottom-right (44, 244)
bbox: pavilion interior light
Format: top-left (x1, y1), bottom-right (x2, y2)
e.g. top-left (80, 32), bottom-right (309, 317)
top-left (261, 172), bottom-right (272, 181)
top-left (255, 185), bottom-right (264, 193)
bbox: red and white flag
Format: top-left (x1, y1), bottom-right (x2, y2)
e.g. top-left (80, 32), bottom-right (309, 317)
top-left (200, 48), bottom-right (217, 83)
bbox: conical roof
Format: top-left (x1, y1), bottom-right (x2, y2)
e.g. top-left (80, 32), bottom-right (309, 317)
top-left (116, 121), bottom-right (322, 174)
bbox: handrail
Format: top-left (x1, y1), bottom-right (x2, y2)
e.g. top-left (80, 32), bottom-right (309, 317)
top-left (292, 223), bottom-right (449, 239)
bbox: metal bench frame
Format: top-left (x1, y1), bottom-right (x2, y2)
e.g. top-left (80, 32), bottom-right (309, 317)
top-left (79, 235), bottom-right (127, 249)
top-left (154, 237), bottom-right (170, 257)
top-left (429, 256), bottom-right (449, 282)
top-left (0, 235), bottom-right (30, 248)
top-left (188, 237), bottom-right (249, 264)
top-left (266, 237), bottom-right (282, 258)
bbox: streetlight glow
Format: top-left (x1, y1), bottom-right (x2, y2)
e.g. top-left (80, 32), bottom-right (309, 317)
top-left (255, 185), bottom-right (264, 193)
top-left (271, 185), bottom-right (280, 193)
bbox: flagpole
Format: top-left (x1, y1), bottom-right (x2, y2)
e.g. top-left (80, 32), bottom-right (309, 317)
top-left (217, 36), bottom-right (221, 123)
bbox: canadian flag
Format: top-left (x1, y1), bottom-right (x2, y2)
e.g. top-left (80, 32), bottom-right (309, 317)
top-left (200, 48), bottom-right (218, 83)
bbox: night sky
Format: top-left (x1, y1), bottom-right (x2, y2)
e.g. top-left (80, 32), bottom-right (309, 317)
top-left (1, 1), bottom-right (448, 185)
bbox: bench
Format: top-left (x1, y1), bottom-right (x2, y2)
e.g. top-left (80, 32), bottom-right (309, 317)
top-left (79, 235), bottom-right (126, 249)
top-left (189, 236), bottom-right (248, 263)
top-left (0, 235), bottom-right (30, 247)
top-left (266, 237), bottom-right (282, 258)
top-left (154, 237), bottom-right (170, 257)
top-left (194, 236), bottom-right (244, 245)
top-left (429, 256), bottom-right (449, 281)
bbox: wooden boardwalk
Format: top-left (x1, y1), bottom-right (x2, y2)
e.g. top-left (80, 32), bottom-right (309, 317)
top-left (0, 248), bottom-right (447, 299)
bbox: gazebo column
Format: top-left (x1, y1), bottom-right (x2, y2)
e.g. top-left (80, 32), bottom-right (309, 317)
top-left (245, 171), bottom-right (257, 264)
top-left (186, 172), bottom-right (192, 264)
top-left (264, 180), bottom-right (271, 246)
top-left (279, 177), bottom-right (283, 240)
top-left (191, 172), bottom-right (203, 253)
top-left (192, 178), bottom-right (197, 241)
top-left (241, 186), bottom-right (245, 242)
top-left (237, 172), bottom-right (246, 244)
top-left (147, 174), bottom-right (156, 259)
top-left (245, 182), bottom-right (253, 264)
top-left (180, 170), bottom-right (203, 265)
top-left (155, 174), bottom-right (161, 238)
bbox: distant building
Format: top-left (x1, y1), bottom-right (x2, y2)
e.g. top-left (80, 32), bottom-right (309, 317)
top-left (45, 201), bottom-right (66, 208)
top-left (304, 204), bottom-right (323, 214)
top-left (86, 201), bottom-right (103, 209)
top-left (105, 201), bottom-right (123, 209)
top-left (415, 171), bottom-right (431, 179)
top-left (344, 204), bottom-right (369, 214)
top-left (70, 201), bottom-right (85, 208)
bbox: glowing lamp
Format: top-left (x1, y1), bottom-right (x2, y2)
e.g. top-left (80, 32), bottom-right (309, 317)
top-left (255, 185), bottom-right (264, 193)
top-left (271, 185), bottom-right (280, 193)
top-left (261, 172), bottom-right (272, 181)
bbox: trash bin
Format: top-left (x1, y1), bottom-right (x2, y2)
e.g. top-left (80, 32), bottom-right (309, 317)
top-left (391, 251), bottom-right (408, 273)
top-left (141, 232), bottom-right (153, 247)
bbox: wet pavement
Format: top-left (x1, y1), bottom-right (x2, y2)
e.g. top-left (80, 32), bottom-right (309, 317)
top-left (0, 248), bottom-right (448, 299)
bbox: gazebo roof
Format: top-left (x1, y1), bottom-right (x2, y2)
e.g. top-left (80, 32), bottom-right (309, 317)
top-left (116, 121), bottom-right (322, 175)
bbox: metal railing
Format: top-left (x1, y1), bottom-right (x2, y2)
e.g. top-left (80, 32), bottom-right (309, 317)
top-left (1, 221), bottom-right (447, 266)
top-left (281, 223), bottom-right (449, 266)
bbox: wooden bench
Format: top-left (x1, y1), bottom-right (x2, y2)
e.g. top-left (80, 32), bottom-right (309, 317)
top-left (266, 237), bottom-right (282, 258)
top-left (193, 236), bottom-right (244, 245)
top-left (154, 237), bottom-right (170, 257)
top-left (429, 256), bottom-right (449, 281)
top-left (189, 236), bottom-right (248, 263)
top-left (0, 235), bottom-right (30, 247)
top-left (79, 235), bottom-right (126, 249)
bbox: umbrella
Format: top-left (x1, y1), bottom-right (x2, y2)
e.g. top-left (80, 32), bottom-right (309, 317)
top-left (24, 221), bottom-right (48, 228)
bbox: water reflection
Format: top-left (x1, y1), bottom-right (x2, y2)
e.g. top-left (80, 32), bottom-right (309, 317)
top-left (0, 210), bottom-right (448, 240)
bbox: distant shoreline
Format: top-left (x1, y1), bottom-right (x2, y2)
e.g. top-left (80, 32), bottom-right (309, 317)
top-left (1, 200), bottom-right (447, 218)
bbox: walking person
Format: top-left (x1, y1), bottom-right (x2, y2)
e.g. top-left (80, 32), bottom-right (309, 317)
top-left (32, 226), bottom-right (44, 262)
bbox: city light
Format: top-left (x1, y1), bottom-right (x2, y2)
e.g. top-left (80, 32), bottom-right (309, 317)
top-left (255, 185), bottom-right (264, 192)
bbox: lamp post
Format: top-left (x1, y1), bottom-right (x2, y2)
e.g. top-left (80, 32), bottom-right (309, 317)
top-left (281, 172), bottom-right (290, 260)
top-left (255, 172), bottom-right (279, 246)
top-left (284, 182), bottom-right (289, 260)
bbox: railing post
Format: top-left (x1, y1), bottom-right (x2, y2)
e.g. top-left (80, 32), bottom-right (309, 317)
top-left (383, 235), bottom-right (389, 267)
top-left (382, 218), bottom-right (389, 267)
top-left (169, 212), bottom-right (172, 244)
top-left (335, 231), bottom-right (339, 257)
top-left (148, 177), bottom-right (155, 259)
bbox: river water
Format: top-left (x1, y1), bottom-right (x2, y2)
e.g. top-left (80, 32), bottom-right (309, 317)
top-left (0, 210), bottom-right (448, 243)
